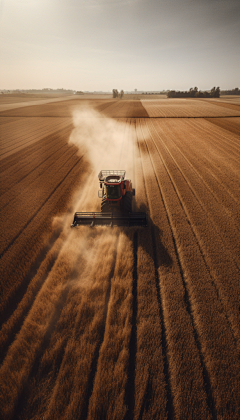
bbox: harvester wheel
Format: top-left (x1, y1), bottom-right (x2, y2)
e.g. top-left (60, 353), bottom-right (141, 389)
top-left (123, 191), bottom-right (132, 213)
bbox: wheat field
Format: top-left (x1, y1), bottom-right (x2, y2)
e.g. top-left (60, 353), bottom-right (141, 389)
top-left (0, 95), bottom-right (239, 420)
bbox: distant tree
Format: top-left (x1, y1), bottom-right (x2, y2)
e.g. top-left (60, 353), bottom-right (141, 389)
top-left (120, 90), bottom-right (124, 99)
top-left (167, 90), bottom-right (176, 98)
top-left (210, 86), bottom-right (220, 98)
top-left (221, 87), bottom-right (239, 95)
top-left (112, 89), bottom-right (119, 98)
top-left (189, 87), bottom-right (198, 97)
top-left (167, 86), bottom-right (221, 98)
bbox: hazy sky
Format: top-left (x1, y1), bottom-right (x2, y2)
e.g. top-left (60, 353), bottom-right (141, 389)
top-left (0, 0), bottom-right (239, 91)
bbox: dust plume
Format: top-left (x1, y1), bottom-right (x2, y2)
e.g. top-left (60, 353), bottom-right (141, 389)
top-left (51, 104), bottom-right (147, 283)
top-left (67, 105), bottom-right (148, 212)
top-left (69, 106), bottom-right (132, 173)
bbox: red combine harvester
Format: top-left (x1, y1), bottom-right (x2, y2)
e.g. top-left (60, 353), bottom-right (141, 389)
top-left (71, 170), bottom-right (147, 227)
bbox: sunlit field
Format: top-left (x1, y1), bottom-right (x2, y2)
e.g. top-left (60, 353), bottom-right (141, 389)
top-left (0, 94), bottom-right (239, 420)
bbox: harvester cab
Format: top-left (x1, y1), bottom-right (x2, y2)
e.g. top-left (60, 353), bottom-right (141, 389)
top-left (71, 170), bottom-right (147, 227)
top-left (98, 170), bottom-right (135, 213)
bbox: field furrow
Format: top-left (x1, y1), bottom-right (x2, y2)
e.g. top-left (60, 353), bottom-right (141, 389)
top-left (0, 155), bottom-right (89, 320)
top-left (141, 119), bottom-right (239, 418)
top-left (149, 120), bottom-right (240, 264)
top-left (0, 97), bottom-right (239, 420)
top-left (0, 141), bottom-right (74, 211)
top-left (146, 119), bottom-right (240, 339)
top-left (0, 119), bottom-right (71, 159)
top-left (0, 146), bottom-right (82, 253)
top-left (156, 119), bottom-right (239, 217)
top-left (142, 99), bottom-right (240, 118)
top-left (0, 125), bottom-right (73, 196)
top-left (136, 121), bottom-right (213, 419)
top-left (205, 116), bottom-right (240, 137)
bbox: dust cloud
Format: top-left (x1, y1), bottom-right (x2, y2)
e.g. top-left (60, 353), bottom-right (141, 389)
top-left (50, 105), bottom-right (138, 287)
top-left (69, 106), bottom-right (132, 174)
top-left (50, 104), bottom-right (149, 290)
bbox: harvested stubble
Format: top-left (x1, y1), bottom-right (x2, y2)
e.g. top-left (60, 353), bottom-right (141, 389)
top-left (0, 117), bottom-right (72, 159)
top-left (136, 121), bottom-right (212, 419)
top-left (205, 116), bottom-right (240, 137)
top-left (141, 98), bottom-right (240, 118)
top-left (139, 119), bottom-right (240, 416)
top-left (0, 96), bottom-right (239, 420)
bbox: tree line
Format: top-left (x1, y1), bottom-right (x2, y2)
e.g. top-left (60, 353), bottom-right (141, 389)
top-left (167, 87), bottom-right (220, 98)
top-left (112, 89), bottom-right (124, 98)
top-left (221, 88), bottom-right (240, 95)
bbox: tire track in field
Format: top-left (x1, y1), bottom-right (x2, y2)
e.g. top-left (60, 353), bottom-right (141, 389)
top-left (186, 118), bottom-right (240, 163)
top-left (0, 155), bottom-right (83, 258)
top-left (137, 127), bottom-right (173, 419)
top-left (0, 121), bottom-right (72, 160)
top-left (141, 122), bottom-right (217, 418)
top-left (141, 119), bottom-right (240, 418)
top-left (34, 119), bottom-right (131, 419)
top-left (0, 157), bottom-right (89, 336)
top-left (150, 119), bottom-right (240, 266)
top-left (147, 120), bottom-right (239, 344)
top-left (191, 119), bottom-right (240, 162)
top-left (50, 233), bottom-right (120, 420)
top-left (133, 122), bottom-right (170, 419)
top-left (0, 139), bottom-right (70, 199)
top-left (0, 119), bottom-right (70, 155)
top-left (137, 121), bottom-right (214, 419)
top-left (0, 135), bottom-right (74, 201)
top-left (75, 121), bottom-right (138, 419)
top-left (39, 231), bottom-right (119, 420)
top-left (0, 227), bottom-right (64, 365)
top-left (0, 116), bottom-right (20, 126)
top-left (0, 118), bottom-right (66, 147)
top-left (124, 231), bottom-right (138, 420)
top-left (155, 119), bottom-right (239, 222)
top-left (0, 128), bottom-right (69, 182)
top-left (206, 117), bottom-right (240, 137)
top-left (160, 120), bottom-right (240, 226)
top-left (1, 143), bottom-right (80, 247)
top-left (0, 141), bottom-right (75, 211)
top-left (0, 227), bottom-right (103, 420)
top-left (150, 226), bottom-right (174, 420)
top-left (0, 122), bottom-right (73, 177)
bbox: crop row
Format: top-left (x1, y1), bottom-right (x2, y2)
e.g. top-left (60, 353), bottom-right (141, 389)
top-left (0, 114), bottom-right (239, 419)
top-left (0, 118), bottom-right (71, 159)
top-left (0, 147), bottom-right (89, 322)
top-left (141, 99), bottom-right (240, 118)
top-left (149, 119), bottom-right (240, 343)
top-left (0, 98), bottom-right (101, 118)
top-left (154, 118), bottom-right (239, 217)
top-left (135, 121), bottom-right (213, 419)
top-left (150, 119), bottom-right (240, 260)
top-left (0, 116), bottom-right (70, 145)
top-left (0, 126), bottom-right (73, 207)
top-left (205, 116), bottom-right (240, 137)
top-left (140, 118), bottom-right (239, 417)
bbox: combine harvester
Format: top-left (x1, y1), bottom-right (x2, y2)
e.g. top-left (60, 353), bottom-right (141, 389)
top-left (71, 170), bottom-right (147, 227)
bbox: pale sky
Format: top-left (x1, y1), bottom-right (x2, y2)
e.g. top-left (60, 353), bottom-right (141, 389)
top-left (0, 0), bottom-right (239, 91)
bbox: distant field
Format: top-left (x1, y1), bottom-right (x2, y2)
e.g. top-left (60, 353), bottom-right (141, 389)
top-left (125, 94), bottom-right (168, 100)
top-left (219, 95), bottom-right (240, 103)
top-left (0, 96), bottom-right (239, 420)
